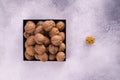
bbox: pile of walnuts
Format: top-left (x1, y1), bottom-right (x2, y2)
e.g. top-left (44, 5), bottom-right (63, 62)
top-left (24, 20), bottom-right (66, 62)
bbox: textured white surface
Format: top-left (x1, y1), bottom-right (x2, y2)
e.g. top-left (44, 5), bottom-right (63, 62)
top-left (0, 0), bottom-right (120, 80)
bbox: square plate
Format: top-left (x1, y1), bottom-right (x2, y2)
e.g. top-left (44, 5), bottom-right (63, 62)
top-left (23, 19), bottom-right (66, 61)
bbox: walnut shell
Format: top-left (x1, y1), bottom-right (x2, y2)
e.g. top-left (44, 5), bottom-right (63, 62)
top-left (49, 54), bottom-right (56, 61)
top-left (25, 21), bottom-right (36, 34)
top-left (44, 37), bottom-right (50, 46)
top-left (26, 46), bottom-right (35, 56)
top-left (59, 32), bottom-right (65, 41)
top-left (25, 52), bottom-right (34, 60)
top-left (37, 53), bottom-right (48, 62)
top-left (37, 21), bottom-right (44, 26)
top-left (34, 44), bottom-right (46, 55)
top-left (24, 32), bottom-right (32, 38)
top-left (25, 41), bottom-right (29, 48)
top-left (34, 33), bottom-right (45, 44)
top-left (56, 52), bottom-right (65, 61)
top-left (34, 53), bottom-right (39, 60)
top-left (49, 27), bottom-right (59, 37)
top-left (56, 21), bottom-right (65, 31)
top-left (34, 25), bottom-right (44, 34)
top-left (59, 43), bottom-right (66, 51)
top-left (26, 36), bottom-right (35, 46)
top-left (51, 35), bottom-right (62, 46)
top-left (43, 20), bottom-right (55, 32)
top-left (48, 44), bottom-right (58, 54)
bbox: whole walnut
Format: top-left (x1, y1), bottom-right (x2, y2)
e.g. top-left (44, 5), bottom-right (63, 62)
top-left (37, 53), bottom-right (48, 62)
top-left (34, 25), bottom-right (44, 34)
top-left (24, 32), bottom-right (31, 38)
top-left (34, 33), bottom-right (45, 44)
top-left (49, 27), bottom-right (59, 37)
top-left (48, 44), bottom-right (58, 54)
top-left (26, 46), bottom-right (35, 56)
top-left (56, 52), bottom-right (65, 61)
top-left (51, 35), bottom-right (62, 46)
top-left (59, 43), bottom-right (66, 51)
top-left (56, 21), bottom-right (65, 31)
top-left (43, 20), bottom-right (55, 32)
top-left (49, 54), bottom-right (56, 61)
top-left (59, 32), bottom-right (65, 41)
top-left (44, 37), bottom-right (50, 46)
top-left (25, 21), bottom-right (36, 34)
top-left (34, 44), bottom-right (46, 55)
top-left (37, 21), bottom-right (44, 26)
top-left (25, 52), bottom-right (34, 60)
top-left (34, 53), bottom-right (39, 60)
top-left (26, 36), bottom-right (35, 46)
top-left (25, 42), bottom-right (29, 48)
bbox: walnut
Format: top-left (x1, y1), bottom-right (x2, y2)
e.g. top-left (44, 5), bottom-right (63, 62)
top-left (25, 52), bottom-right (34, 60)
top-left (43, 20), bottom-right (55, 32)
top-left (24, 32), bottom-right (32, 38)
top-left (34, 53), bottom-right (39, 60)
top-left (34, 44), bottom-right (46, 55)
top-left (37, 53), bottom-right (48, 62)
top-left (49, 54), bottom-right (56, 61)
top-left (56, 52), bottom-right (65, 61)
top-left (51, 35), bottom-right (62, 46)
top-left (86, 36), bottom-right (95, 44)
top-left (59, 32), bottom-right (65, 41)
top-left (34, 33), bottom-right (45, 44)
top-left (26, 46), bottom-right (35, 56)
top-left (26, 36), bottom-right (35, 46)
top-left (37, 21), bottom-right (44, 26)
top-left (34, 25), bottom-right (44, 34)
top-left (25, 42), bottom-right (29, 48)
top-left (44, 37), bottom-right (50, 46)
top-left (49, 27), bottom-right (59, 37)
top-left (24, 21), bottom-right (36, 34)
top-left (56, 21), bottom-right (65, 31)
top-left (48, 44), bottom-right (58, 54)
top-left (59, 43), bottom-right (65, 51)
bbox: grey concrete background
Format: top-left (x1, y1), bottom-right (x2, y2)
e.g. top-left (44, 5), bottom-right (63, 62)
top-left (0, 0), bottom-right (120, 80)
